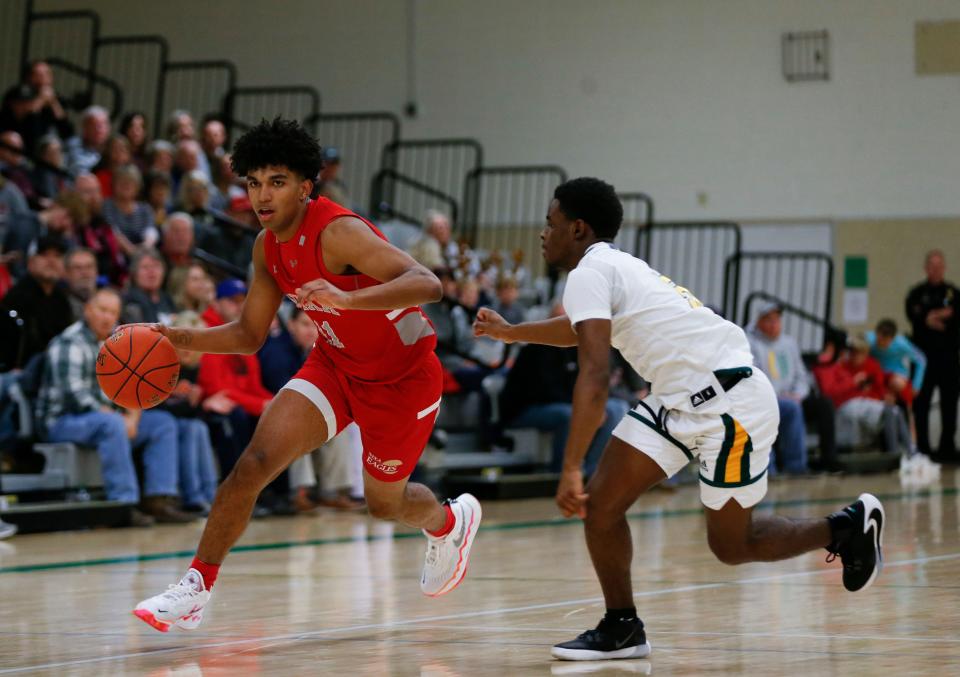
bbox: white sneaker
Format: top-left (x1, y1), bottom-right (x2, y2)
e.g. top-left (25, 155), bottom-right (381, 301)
top-left (421, 494), bottom-right (482, 597)
top-left (133, 568), bottom-right (211, 632)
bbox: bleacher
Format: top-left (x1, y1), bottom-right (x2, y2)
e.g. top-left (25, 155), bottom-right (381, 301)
top-left (1, 0), bottom-right (886, 531)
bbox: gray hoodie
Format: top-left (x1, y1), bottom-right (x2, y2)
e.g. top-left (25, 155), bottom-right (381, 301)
top-left (747, 325), bottom-right (810, 400)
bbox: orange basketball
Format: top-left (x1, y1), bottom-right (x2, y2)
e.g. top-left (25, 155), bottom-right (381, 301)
top-left (96, 326), bottom-right (180, 410)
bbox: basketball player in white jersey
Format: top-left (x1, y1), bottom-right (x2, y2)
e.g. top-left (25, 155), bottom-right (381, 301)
top-left (474, 177), bottom-right (885, 662)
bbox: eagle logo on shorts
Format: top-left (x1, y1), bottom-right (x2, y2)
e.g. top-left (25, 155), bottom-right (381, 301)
top-left (366, 454), bottom-right (403, 474)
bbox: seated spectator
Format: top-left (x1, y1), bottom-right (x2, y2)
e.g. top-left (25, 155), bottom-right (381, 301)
top-left (66, 106), bottom-right (110, 176)
top-left (197, 196), bottom-right (256, 273)
top-left (407, 209), bottom-right (457, 271)
top-left (92, 134), bottom-right (132, 198)
top-left (492, 274), bottom-right (525, 325)
top-left (867, 318), bottom-right (926, 409)
top-left (200, 117), bottom-right (226, 166)
top-left (31, 134), bottom-right (70, 206)
top-left (814, 335), bottom-right (913, 455)
top-left (166, 109), bottom-right (196, 143)
top-left (0, 167), bottom-right (30, 247)
top-left (198, 279), bottom-right (274, 475)
top-left (35, 287), bottom-right (194, 525)
top-left (119, 111), bottom-right (149, 169)
top-left (144, 170), bottom-right (173, 227)
top-left (176, 169), bottom-right (216, 241)
top-left (102, 165), bottom-right (157, 249)
top-left (144, 139), bottom-right (174, 175)
top-left (210, 152), bottom-right (244, 212)
top-left (1, 197), bottom-right (73, 279)
top-left (0, 61), bottom-right (73, 152)
top-left (0, 234), bottom-right (73, 370)
top-left (0, 130), bottom-right (41, 209)
top-left (499, 303), bottom-right (630, 476)
top-left (173, 262), bottom-right (213, 313)
top-left (121, 249), bottom-right (177, 325)
top-left (747, 301), bottom-right (811, 475)
top-left (64, 247), bottom-right (99, 318)
top-left (157, 311), bottom-right (219, 513)
top-left (173, 139), bottom-right (209, 189)
top-left (159, 212), bottom-right (195, 297)
top-left (65, 175), bottom-right (127, 285)
top-left (259, 307), bottom-right (364, 511)
top-left (317, 146), bottom-right (351, 208)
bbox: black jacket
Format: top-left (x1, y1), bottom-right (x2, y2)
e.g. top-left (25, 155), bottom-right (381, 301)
top-left (905, 280), bottom-right (960, 355)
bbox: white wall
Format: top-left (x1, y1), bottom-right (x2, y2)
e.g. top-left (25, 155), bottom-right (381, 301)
top-left (36, 0), bottom-right (960, 220)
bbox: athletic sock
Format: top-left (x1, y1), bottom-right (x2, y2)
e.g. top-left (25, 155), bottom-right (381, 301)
top-left (190, 557), bottom-right (220, 590)
top-left (427, 503), bottom-right (456, 538)
top-left (604, 607), bottom-right (640, 624)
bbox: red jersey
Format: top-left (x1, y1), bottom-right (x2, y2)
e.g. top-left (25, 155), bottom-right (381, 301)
top-left (263, 197), bottom-right (437, 383)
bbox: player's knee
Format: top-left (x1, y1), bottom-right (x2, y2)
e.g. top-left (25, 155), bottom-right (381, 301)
top-left (228, 448), bottom-right (272, 493)
top-left (366, 496), bottom-right (400, 520)
top-left (583, 495), bottom-right (625, 530)
top-left (707, 530), bottom-right (749, 565)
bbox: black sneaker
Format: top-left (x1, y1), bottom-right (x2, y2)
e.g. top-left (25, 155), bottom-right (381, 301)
top-left (551, 617), bottom-right (651, 661)
top-left (825, 492), bottom-right (885, 592)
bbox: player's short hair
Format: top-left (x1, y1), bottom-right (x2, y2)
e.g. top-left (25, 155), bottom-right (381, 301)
top-left (876, 318), bottom-right (897, 337)
top-left (553, 177), bottom-right (623, 240)
top-left (230, 117), bottom-right (323, 183)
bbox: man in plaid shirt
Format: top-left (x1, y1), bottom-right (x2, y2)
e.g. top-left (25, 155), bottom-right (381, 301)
top-left (35, 287), bottom-right (195, 525)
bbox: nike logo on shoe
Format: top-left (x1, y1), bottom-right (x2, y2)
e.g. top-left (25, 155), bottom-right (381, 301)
top-left (615, 627), bottom-right (637, 649)
top-left (450, 516), bottom-right (467, 548)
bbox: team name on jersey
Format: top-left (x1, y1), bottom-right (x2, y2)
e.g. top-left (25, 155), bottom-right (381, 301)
top-left (285, 293), bottom-right (341, 316)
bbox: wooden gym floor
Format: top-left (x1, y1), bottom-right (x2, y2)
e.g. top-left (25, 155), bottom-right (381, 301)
top-left (0, 471), bottom-right (958, 676)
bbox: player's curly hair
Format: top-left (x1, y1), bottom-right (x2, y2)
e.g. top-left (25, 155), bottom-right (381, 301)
top-left (230, 117), bottom-right (323, 182)
top-left (553, 177), bottom-right (623, 240)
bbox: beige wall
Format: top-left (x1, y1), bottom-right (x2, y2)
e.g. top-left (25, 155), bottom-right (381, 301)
top-left (832, 218), bottom-right (960, 336)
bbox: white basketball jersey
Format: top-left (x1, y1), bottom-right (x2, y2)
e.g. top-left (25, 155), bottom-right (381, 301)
top-left (562, 242), bottom-right (755, 414)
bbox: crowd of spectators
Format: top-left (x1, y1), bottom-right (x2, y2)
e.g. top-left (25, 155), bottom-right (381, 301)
top-left (0, 60), bottom-right (955, 541)
top-left (0, 63), bottom-right (369, 537)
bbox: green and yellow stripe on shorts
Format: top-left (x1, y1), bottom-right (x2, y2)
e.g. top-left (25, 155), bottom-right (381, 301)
top-left (701, 413), bottom-right (763, 488)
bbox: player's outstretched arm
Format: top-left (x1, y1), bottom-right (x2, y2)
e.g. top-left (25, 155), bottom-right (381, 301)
top-left (295, 217), bottom-right (441, 311)
top-left (556, 318), bottom-right (612, 518)
top-left (473, 308), bottom-right (578, 347)
top-left (148, 232), bottom-right (283, 354)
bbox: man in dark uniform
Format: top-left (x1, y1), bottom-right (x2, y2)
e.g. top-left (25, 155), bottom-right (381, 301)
top-left (906, 249), bottom-right (960, 460)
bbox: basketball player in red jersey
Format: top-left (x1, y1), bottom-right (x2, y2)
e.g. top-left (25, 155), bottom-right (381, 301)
top-left (133, 118), bottom-right (481, 632)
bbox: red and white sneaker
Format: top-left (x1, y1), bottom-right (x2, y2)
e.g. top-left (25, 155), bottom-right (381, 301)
top-left (133, 568), bottom-right (211, 632)
top-left (420, 494), bottom-right (482, 596)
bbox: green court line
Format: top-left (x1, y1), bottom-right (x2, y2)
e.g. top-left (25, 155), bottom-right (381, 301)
top-left (1, 486), bottom-right (955, 575)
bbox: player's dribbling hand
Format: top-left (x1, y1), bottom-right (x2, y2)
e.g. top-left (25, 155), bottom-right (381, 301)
top-left (556, 468), bottom-right (589, 519)
top-left (115, 322), bottom-right (168, 337)
top-left (473, 307), bottom-right (513, 342)
top-left (296, 279), bottom-right (351, 309)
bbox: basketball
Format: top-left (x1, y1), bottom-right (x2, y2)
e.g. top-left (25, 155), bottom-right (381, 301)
top-left (96, 326), bottom-right (180, 410)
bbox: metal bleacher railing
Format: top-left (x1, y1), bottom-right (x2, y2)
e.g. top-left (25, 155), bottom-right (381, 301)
top-left (94, 35), bottom-right (169, 126)
top-left (224, 85), bottom-right (320, 137)
top-left (615, 191), bottom-right (655, 258)
top-left (742, 290), bottom-right (842, 356)
top-left (370, 168), bottom-right (460, 228)
top-left (462, 165), bottom-right (568, 280)
top-left (306, 111), bottom-right (400, 213)
top-left (155, 59), bottom-right (237, 136)
top-left (637, 221), bottom-right (742, 317)
top-left (380, 138), bottom-right (483, 219)
top-left (728, 252), bottom-right (834, 352)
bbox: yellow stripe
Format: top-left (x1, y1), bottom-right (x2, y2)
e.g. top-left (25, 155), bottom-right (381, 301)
top-left (724, 419), bottom-right (750, 484)
top-left (767, 351), bottom-right (779, 379)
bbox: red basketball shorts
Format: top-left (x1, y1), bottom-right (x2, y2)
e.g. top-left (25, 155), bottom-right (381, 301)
top-left (281, 350), bottom-right (443, 482)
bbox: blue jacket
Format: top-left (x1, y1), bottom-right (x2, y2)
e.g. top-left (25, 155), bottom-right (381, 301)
top-left (866, 332), bottom-right (926, 391)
